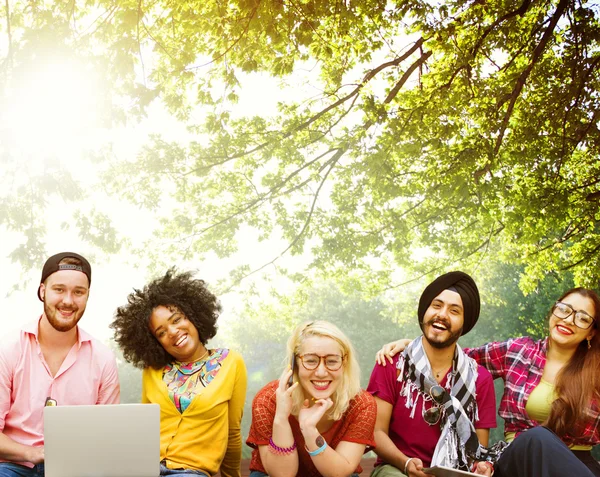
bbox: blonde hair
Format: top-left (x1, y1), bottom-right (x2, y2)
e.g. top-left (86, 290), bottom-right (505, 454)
top-left (286, 320), bottom-right (361, 421)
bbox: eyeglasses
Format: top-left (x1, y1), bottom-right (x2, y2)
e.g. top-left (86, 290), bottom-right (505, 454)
top-left (297, 354), bottom-right (345, 371)
top-left (423, 385), bottom-right (446, 425)
top-left (552, 302), bottom-right (595, 330)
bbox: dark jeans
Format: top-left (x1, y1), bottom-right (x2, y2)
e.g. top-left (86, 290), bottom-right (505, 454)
top-left (0, 463), bottom-right (44, 477)
top-left (0, 462), bottom-right (211, 477)
top-left (495, 426), bottom-right (598, 477)
top-left (572, 450), bottom-right (600, 477)
top-left (160, 463), bottom-right (209, 476)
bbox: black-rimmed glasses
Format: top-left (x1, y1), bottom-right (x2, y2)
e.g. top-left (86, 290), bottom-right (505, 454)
top-left (298, 354), bottom-right (345, 371)
top-left (552, 302), bottom-right (595, 330)
top-left (423, 384), bottom-right (445, 425)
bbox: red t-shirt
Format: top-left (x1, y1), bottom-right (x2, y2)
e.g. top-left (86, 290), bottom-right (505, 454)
top-left (367, 354), bottom-right (497, 468)
top-left (247, 380), bottom-right (377, 476)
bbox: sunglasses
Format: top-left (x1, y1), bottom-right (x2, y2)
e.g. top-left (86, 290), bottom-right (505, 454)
top-left (423, 384), bottom-right (446, 425)
top-left (45, 396), bottom-right (57, 406)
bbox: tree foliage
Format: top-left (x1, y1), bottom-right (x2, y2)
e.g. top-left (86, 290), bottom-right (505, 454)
top-left (1, 0), bottom-right (599, 291)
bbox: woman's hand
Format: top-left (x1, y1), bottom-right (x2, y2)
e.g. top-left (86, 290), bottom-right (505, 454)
top-left (375, 339), bottom-right (412, 366)
top-left (298, 398), bottom-right (333, 436)
top-left (274, 367), bottom-right (299, 421)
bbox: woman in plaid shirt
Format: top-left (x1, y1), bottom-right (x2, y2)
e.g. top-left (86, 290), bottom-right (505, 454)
top-left (377, 287), bottom-right (600, 477)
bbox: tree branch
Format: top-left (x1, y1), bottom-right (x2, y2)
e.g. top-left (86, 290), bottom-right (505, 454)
top-left (285, 0), bottom-right (331, 48)
top-left (223, 148), bottom-right (344, 290)
top-left (494, 0), bottom-right (569, 156)
top-left (3, 0), bottom-right (11, 67)
top-left (560, 242), bottom-right (600, 271)
top-left (137, 0), bottom-right (147, 87)
top-left (74, 5), bottom-right (118, 39)
top-left (470, 0), bottom-right (532, 58)
top-left (385, 225), bottom-right (504, 290)
top-left (184, 148), bottom-right (343, 238)
top-left (189, 38), bottom-right (427, 170)
top-left (382, 50), bottom-right (432, 105)
top-left (185, 2), bottom-right (260, 71)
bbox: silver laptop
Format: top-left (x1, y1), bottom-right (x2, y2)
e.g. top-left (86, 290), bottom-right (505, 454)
top-left (44, 403), bottom-right (160, 477)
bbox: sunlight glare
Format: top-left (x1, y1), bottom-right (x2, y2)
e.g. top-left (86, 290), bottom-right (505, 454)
top-left (1, 56), bottom-right (107, 163)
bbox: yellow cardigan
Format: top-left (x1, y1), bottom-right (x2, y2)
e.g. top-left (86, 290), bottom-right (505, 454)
top-left (142, 349), bottom-right (247, 477)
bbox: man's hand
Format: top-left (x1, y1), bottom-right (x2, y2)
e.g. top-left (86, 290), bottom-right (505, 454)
top-left (25, 445), bottom-right (44, 465)
top-left (406, 457), bottom-right (428, 477)
top-left (472, 461), bottom-right (493, 476)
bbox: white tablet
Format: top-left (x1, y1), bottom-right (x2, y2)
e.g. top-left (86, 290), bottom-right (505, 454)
top-left (424, 465), bottom-right (480, 476)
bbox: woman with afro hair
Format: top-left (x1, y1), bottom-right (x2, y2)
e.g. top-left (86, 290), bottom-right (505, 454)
top-left (111, 269), bottom-right (247, 477)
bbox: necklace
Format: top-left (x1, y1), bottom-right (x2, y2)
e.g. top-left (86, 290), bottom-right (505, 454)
top-left (196, 348), bottom-right (210, 362)
top-left (174, 348), bottom-right (210, 375)
top-left (432, 366), bottom-right (450, 380)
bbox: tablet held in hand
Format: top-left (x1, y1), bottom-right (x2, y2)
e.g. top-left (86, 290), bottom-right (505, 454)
top-left (423, 465), bottom-right (479, 477)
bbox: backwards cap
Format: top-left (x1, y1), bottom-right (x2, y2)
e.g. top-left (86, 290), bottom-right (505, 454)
top-left (37, 252), bottom-right (92, 301)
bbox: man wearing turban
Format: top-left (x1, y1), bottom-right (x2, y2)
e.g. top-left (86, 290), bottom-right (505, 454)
top-left (367, 271), bottom-right (497, 477)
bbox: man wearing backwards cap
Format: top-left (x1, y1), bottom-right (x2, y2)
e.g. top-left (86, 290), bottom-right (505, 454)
top-left (367, 271), bottom-right (497, 477)
top-left (0, 252), bottom-right (120, 476)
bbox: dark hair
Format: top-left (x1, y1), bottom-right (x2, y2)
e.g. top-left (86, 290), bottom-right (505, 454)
top-left (545, 287), bottom-right (600, 439)
top-left (110, 268), bottom-right (221, 369)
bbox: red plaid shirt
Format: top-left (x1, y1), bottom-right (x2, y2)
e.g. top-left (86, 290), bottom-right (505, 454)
top-left (465, 336), bottom-right (600, 447)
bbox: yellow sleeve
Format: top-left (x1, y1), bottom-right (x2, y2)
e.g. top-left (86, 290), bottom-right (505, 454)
top-left (141, 368), bottom-right (150, 404)
top-left (219, 352), bottom-right (248, 477)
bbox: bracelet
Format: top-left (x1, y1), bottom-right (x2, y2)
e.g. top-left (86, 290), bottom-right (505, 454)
top-left (306, 439), bottom-right (328, 456)
top-left (268, 437), bottom-right (297, 455)
top-left (404, 457), bottom-right (415, 475)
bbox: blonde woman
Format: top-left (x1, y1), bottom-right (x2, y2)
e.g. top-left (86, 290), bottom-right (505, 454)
top-left (247, 321), bottom-right (376, 477)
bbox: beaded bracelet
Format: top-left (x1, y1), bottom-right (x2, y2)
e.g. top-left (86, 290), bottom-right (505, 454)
top-left (268, 437), bottom-right (297, 455)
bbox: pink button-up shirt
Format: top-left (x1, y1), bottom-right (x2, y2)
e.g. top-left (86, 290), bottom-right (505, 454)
top-left (0, 319), bottom-right (120, 466)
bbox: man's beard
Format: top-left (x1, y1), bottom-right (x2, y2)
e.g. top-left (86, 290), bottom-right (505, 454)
top-left (44, 302), bottom-right (83, 332)
top-left (422, 317), bottom-right (463, 349)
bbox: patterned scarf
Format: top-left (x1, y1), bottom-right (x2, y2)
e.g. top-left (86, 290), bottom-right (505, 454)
top-left (397, 336), bottom-right (479, 470)
top-left (163, 348), bottom-right (229, 412)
